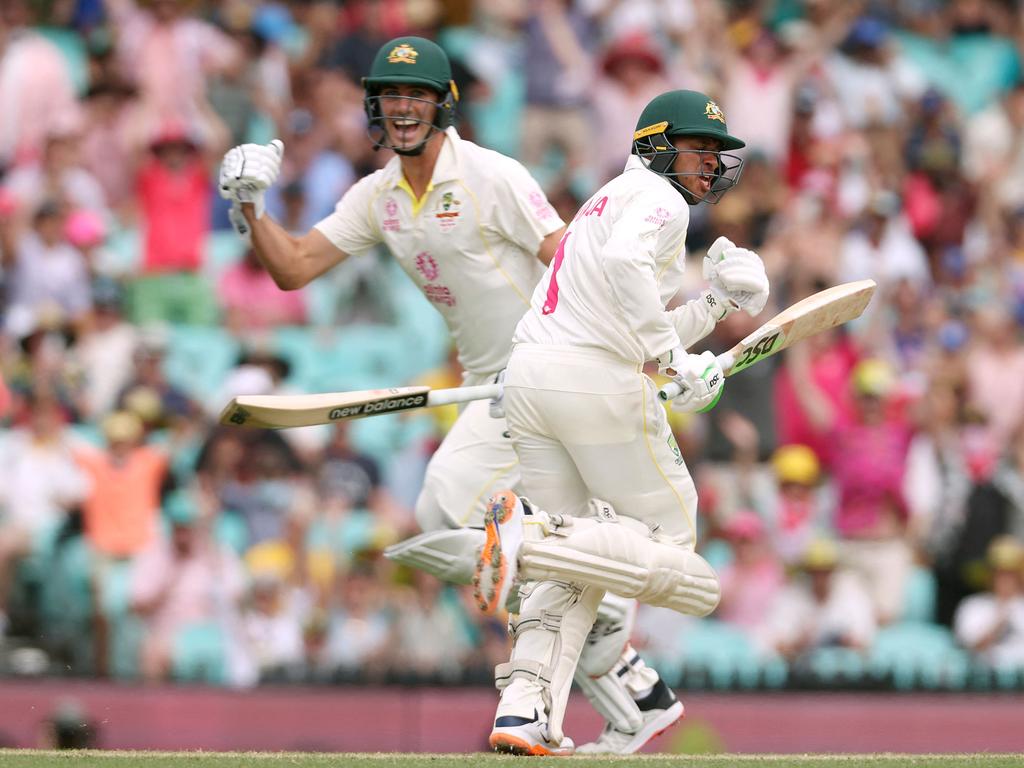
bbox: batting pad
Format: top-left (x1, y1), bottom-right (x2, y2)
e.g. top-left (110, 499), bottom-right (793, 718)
top-left (519, 516), bottom-right (720, 616)
top-left (383, 527), bottom-right (484, 585)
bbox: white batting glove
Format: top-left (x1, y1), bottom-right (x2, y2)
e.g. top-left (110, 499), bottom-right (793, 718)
top-left (658, 347), bottom-right (725, 413)
top-left (703, 235), bottom-right (770, 318)
top-left (218, 139), bottom-right (285, 223)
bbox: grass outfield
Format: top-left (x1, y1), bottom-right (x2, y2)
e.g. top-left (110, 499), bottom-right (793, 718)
top-left (1, 753), bottom-right (1023, 768)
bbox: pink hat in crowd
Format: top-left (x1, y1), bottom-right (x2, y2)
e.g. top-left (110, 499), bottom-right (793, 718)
top-left (723, 510), bottom-right (766, 541)
top-left (64, 209), bottom-right (107, 248)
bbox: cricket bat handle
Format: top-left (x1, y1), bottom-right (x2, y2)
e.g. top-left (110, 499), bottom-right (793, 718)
top-left (657, 351), bottom-right (736, 402)
top-left (427, 382), bottom-right (502, 407)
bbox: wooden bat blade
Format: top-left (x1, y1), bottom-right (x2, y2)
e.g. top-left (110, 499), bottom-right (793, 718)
top-left (720, 279), bottom-right (876, 376)
top-left (219, 386), bottom-right (431, 428)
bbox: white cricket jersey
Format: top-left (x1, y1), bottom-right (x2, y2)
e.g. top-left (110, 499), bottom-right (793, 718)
top-left (314, 127), bottom-right (564, 377)
top-left (515, 155), bottom-right (713, 364)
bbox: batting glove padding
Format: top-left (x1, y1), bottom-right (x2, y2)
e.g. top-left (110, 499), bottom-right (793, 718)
top-left (218, 139), bottom-right (285, 223)
top-left (658, 348), bottom-right (724, 414)
top-left (703, 235), bottom-right (770, 317)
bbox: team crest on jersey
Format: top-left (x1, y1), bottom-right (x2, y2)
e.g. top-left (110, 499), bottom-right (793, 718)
top-left (382, 197), bottom-right (400, 232)
top-left (387, 44), bottom-right (418, 64)
top-left (705, 101), bottom-right (726, 124)
top-left (434, 191), bottom-right (462, 232)
top-left (414, 251), bottom-right (439, 281)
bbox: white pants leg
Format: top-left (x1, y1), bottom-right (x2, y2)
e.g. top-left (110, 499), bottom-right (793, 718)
top-left (415, 375), bottom-right (520, 531)
top-left (504, 344), bottom-right (699, 547)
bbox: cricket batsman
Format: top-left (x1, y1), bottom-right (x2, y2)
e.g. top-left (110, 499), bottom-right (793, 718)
top-left (472, 90), bottom-right (771, 754)
top-left (218, 36), bottom-right (685, 753)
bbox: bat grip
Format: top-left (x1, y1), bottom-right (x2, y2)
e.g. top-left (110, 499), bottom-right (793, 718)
top-left (426, 382), bottom-right (503, 407)
top-left (657, 351), bottom-right (735, 401)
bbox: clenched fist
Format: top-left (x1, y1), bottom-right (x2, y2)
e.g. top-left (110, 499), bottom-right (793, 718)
top-left (219, 140), bottom-right (284, 239)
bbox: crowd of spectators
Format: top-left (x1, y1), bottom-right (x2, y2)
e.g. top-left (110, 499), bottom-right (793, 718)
top-left (0, 0), bottom-right (1024, 690)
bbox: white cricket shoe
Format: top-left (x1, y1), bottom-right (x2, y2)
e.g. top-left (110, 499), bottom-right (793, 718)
top-left (575, 680), bottom-right (685, 754)
top-left (490, 713), bottom-right (575, 756)
top-left (473, 490), bottom-right (526, 615)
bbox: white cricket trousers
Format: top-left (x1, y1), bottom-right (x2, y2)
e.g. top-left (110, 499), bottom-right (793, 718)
top-left (415, 371), bottom-right (520, 530)
top-left (504, 343), bottom-right (699, 548)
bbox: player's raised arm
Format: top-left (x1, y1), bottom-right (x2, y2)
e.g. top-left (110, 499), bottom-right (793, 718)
top-left (218, 140), bottom-right (352, 290)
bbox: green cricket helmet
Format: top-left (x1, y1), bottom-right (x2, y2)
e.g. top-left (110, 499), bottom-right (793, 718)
top-left (362, 36), bottom-right (459, 156)
top-left (631, 90), bottom-right (746, 205)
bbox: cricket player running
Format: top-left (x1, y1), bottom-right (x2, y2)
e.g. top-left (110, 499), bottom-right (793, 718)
top-left (472, 90), bottom-right (771, 755)
top-left (218, 36), bottom-right (687, 753)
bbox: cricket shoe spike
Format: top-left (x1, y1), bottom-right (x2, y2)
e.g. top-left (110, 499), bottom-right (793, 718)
top-left (490, 711), bottom-right (575, 756)
top-left (473, 490), bottom-right (528, 615)
top-left (575, 680), bottom-right (684, 754)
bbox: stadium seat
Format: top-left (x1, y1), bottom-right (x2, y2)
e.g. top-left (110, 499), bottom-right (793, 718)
top-left (172, 622), bottom-right (228, 685)
top-left (902, 566), bottom-right (937, 623)
top-left (805, 646), bottom-right (867, 685)
top-left (203, 230), bottom-right (248, 279)
top-left (869, 621), bottom-right (970, 690)
top-left (163, 325), bottom-right (242, 402)
top-left (680, 619), bottom-right (764, 689)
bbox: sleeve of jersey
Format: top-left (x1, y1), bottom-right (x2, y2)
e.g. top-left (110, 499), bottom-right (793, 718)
top-left (668, 292), bottom-right (719, 350)
top-left (599, 198), bottom-right (682, 361)
top-left (490, 158), bottom-right (564, 254)
top-left (312, 175), bottom-right (382, 256)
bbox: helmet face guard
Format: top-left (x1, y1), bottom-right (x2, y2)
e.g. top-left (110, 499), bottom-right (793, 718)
top-left (363, 86), bottom-right (458, 157)
top-left (633, 131), bottom-right (744, 205)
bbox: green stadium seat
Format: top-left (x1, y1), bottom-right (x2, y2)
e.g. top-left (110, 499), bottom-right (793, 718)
top-left (163, 325), bottom-right (242, 402)
top-left (203, 230), bottom-right (248, 279)
top-left (902, 566), bottom-right (937, 623)
top-left (805, 646), bottom-right (867, 684)
top-left (680, 619), bottom-right (760, 689)
top-left (869, 621), bottom-right (970, 690)
top-left (172, 622), bottom-right (228, 685)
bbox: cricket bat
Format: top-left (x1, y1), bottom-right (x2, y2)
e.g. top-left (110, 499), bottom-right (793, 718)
top-left (220, 382), bottom-right (502, 429)
top-left (658, 278), bottom-right (877, 401)
top-left (220, 279), bottom-right (876, 428)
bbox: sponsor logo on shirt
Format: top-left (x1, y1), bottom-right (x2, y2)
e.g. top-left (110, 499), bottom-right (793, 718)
top-left (414, 251), bottom-right (440, 281)
top-left (424, 284), bottom-right (456, 307)
top-left (645, 207), bottom-right (671, 228)
top-left (434, 191), bottom-right (461, 232)
top-left (382, 197), bottom-right (401, 232)
top-left (528, 190), bottom-right (557, 220)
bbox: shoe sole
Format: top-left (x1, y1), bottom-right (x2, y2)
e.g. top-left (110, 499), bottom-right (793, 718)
top-left (489, 732), bottom-right (572, 756)
top-left (473, 492), bottom-right (518, 614)
top-left (576, 701), bottom-right (685, 755)
top-left (627, 701), bottom-right (685, 754)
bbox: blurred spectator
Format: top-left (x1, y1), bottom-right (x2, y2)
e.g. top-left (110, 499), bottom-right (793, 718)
top-left (0, 1), bottom-right (80, 166)
top-left (78, 78), bottom-right (142, 218)
top-left (2, 200), bottom-right (93, 339)
top-left (3, 118), bottom-right (110, 226)
top-left (765, 539), bottom-right (877, 662)
top-left (264, 108), bottom-right (355, 231)
top-left (0, 392), bottom-right (88, 636)
top-left (107, 0), bottom-right (240, 146)
top-left (218, 248), bottom-right (308, 333)
top-left (838, 190), bottom-right (931, 291)
top-left (116, 327), bottom-right (196, 430)
top-left (954, 535), bottom-right (1024, 670)
top-left (240, 540), bottom-right (312, 683)
top-left (74, 278), bottom-right (139, 420)
top-left (766, 444), bottom-right (830, 566)
top-left (964, 305), bottom-right (1024, 451)
top-left (591, 32), bottom-right (670, 182)
top-left (520, 0), bottom-right (596, 193)
top-left (132, 122), bottom-right (220, 326)
top-left (391, 570), bottom-right (475, 681)
top-left (73, 410), bottom-right (168, 560)
top-left (715, 511), bottom-right (785, 645)
top-left (131, 490), bottom-right (247, 684)
top-left (320, 562), bottom-right (393, 681)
